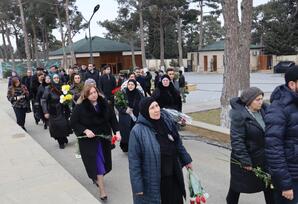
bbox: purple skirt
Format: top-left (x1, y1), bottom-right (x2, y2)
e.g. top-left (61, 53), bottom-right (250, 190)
top-left (96, 142), bottom-right (106, 175)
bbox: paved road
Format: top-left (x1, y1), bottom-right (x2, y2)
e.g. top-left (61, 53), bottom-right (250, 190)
top-left (0, 76), bottom-right (268, 204)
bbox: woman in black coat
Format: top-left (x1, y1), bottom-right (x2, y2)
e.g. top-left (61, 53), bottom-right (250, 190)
top-left (116, 79), bottom-right (144, 152)
top-left (227, 87), bottom-right (274, 204)
top-left (152, 75), bottom-right (182, 112)
top-left (70, 85), bottom-right (120, 201)
top-left (41, 74), bottom-right (72, 149)
top-left (35, 73), bottom-right (50, 129)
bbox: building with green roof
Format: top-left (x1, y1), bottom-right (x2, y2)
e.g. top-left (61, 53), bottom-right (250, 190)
top-left (49, 36), bottom-right (142, 73)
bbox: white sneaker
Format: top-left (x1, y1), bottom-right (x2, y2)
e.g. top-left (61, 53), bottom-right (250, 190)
top-left (75, 154), bottom-right (81, 159)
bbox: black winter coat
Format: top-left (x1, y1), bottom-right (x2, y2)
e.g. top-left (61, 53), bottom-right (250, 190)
top-left (70, 97), bottom-right (119, 180)
top-left (41, 84), bottom-right (71, 139)
top-left (116, 88), bottom-right (144, 144)
top-left (152, 82), bottom-right (182, 112)
top-left (84, 70), bottom-right (100, 87)
top-left (265, 85), bottom-right (298, 191)
top-left (229, 97), bottom-right (268, 193)
top-left (98, 74), bottom-right (116, 101)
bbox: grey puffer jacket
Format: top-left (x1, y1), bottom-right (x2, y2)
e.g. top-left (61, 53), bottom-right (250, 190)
top-left (128, 111), bottom-right (192, 204)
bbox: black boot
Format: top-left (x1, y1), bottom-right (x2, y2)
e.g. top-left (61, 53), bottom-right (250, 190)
top-left (59, 144), bottom-right (65, 149)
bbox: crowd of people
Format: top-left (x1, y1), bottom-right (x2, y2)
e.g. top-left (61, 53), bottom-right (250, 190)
top-left (6, 64), bottom-right (189, 203)
top-left (7, 63), bottom-right (298, 204)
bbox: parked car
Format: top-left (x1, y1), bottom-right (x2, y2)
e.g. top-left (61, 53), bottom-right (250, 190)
top-left (274, 61), bottom-right (295, 73)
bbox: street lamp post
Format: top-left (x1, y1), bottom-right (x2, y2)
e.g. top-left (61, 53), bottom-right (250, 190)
top-left (79, 4), bottom-right (100, 64)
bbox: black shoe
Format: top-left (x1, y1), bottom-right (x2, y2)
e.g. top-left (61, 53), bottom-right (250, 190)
top-left (44, 124), bottom-right (47, 129)
top-left (65, 138), bottom-right (68, 144)
top-left (100, 196), bottom-right (108, 201)
top-left (22, 126), bottom-right (27, 132)
top-left (92, 180), bottom-right (99, 187)
top-left (59, 144), bottom-right (65, 149)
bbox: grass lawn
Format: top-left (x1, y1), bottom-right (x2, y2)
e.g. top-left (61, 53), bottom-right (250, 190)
top-left (188, 109), bottom-right (221, 126)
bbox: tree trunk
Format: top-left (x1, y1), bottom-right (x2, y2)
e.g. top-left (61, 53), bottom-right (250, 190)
top-left (159, 12), bottom-right (165, 68)
top-left (41, 23), bottom-right (46, 61)
top-left (56, 4), bottom-right (67, 69)
top-left (18, 0), bottom-right (32, 70)
top-left (239, 0), bottom-right (253, 91)
top-left (12, 24), bottom-right (21, 59)
top-left (130, 40), bottom-right (136, 68)
top-left (45, 26), bottom-right (49, 60)
top-left (198, 0), bottom-right (204, 50)
top-left (64, 0), bottom-right (76, 66)
top-left (177, 15), bottom-right (183, 69)
top-left (220, 0), bottom-right (240, 128)
top-left (31, 22), bottom-right (40, 67)
top-left (4, 25), bottom-right (15, 71)
top-left (1, 23), bottom-right (8, 62)
top-left (139, 6), bottom-right (147, 69)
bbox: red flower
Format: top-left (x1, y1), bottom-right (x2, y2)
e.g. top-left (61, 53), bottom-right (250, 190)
top-left (190, 197), bottom-right (196, 204)
top-left (112, 86), bottom-right (121, 95)
top-left (196, 196), bottom-right (201, 204)
top-left (111, 135), bottom-right (118, 145)
top-left (201, 196), bottom-right (206, 203)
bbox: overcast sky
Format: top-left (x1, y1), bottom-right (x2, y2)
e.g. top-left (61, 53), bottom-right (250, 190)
top-left (70, 0), bottom-right (270, 42)
top-left (1, 0), bottom-right (270, 49)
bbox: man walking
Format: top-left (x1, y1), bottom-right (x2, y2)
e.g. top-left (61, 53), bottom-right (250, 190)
top-left (98, 65), bottom-right (116, 108)
top-left (265, 67), bottom-right (298, 203)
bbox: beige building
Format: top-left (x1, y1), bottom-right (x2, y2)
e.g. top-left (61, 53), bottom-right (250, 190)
top-left (187, 40), bottom-right (264, 73)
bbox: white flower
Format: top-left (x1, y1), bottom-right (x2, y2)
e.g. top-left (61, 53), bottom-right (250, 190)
top-left (62, 90), bottom-right (68, 95)
top-left (60, 98), bottom-right (65, 104)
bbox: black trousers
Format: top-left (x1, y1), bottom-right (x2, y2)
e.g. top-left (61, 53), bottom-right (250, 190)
top-left (56, 137), bottom-right (68, 145)
top-left (13, 107), bottom-right (26, 128)
top-left (226, 187), bottom-right (275, 204)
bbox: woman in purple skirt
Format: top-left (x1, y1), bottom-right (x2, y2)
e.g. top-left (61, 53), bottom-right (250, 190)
top-left (70, 84), bottom-right (121, 201)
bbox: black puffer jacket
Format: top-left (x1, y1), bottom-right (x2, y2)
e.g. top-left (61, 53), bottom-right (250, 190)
top-left (265, 85), bottom-right (298, 191)
top-left (229, 97), bottom-right (268, 193)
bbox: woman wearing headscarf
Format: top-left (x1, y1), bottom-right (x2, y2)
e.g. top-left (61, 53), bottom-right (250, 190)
top-left (70, 73), bottom-right (84, 107)
top-left (226, 87), bottom-right (274, 204)
top-left (128, 97), bottom-right (192, 204)
top-left (36, 74), bottom-right (51, 129)
top-left (41, 74), bottom-right (72, 149)
top-left (116, 79), bottom-right (144, 152)
top-left (152, 75), bottom-right (182, 112)
top-left (7, 77), bottom-right (29, 131)
top-left (70, 85), bottom-right (121, 201)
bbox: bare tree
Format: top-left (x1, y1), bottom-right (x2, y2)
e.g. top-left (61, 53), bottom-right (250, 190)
top-left (138, 0), bottom-right (147, 69)
top-left (17, 0), bottom-right (32, 70)
top-left (55, 3), bottom-right (68, 69)
top-left (177, 15), bottom-right (183, 68)
top-left (4, 24), bottom-right (15, 70)
top-left (0, 23), bottom-right (8, 62)
top-left (220, 0), bottom-right (253, 128)
top-left (239, 0), bottom-right (253, 90)
top-left (64, 0), bottom-right (76, 66)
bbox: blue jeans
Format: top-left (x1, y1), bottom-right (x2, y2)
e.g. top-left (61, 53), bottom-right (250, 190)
top-left (274, 182), bottom-right (298, 204)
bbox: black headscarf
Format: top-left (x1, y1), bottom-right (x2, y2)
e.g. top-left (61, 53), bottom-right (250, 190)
top-left (139, 97), bottom-right (169, 136)
top-left (126, 79), bottom-right (141, 116)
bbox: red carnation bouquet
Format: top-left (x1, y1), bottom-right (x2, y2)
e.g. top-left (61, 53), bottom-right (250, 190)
top-left (112, 86), bottom-right (128, 109)
top-left (188, 169), bottom-right (209, 204)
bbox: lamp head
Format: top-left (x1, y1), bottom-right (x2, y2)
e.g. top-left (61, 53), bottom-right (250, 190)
top-left (93, 4), bottom-right (100, 13)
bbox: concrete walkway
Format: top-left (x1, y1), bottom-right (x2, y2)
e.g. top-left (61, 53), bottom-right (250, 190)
top-left (0, 108), bottom-right (99, 204)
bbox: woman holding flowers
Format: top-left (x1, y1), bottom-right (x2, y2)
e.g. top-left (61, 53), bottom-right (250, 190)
top-left (70, 85), bottom-right (121, 201)
top-left (116, 79), bottom-right (144, 152)
top-left (227, 87), bottom-right (274, 204)
top-left (128, 97), bottom-right (192, 204)
top-left (41, 74), bottom-right (72, 149)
